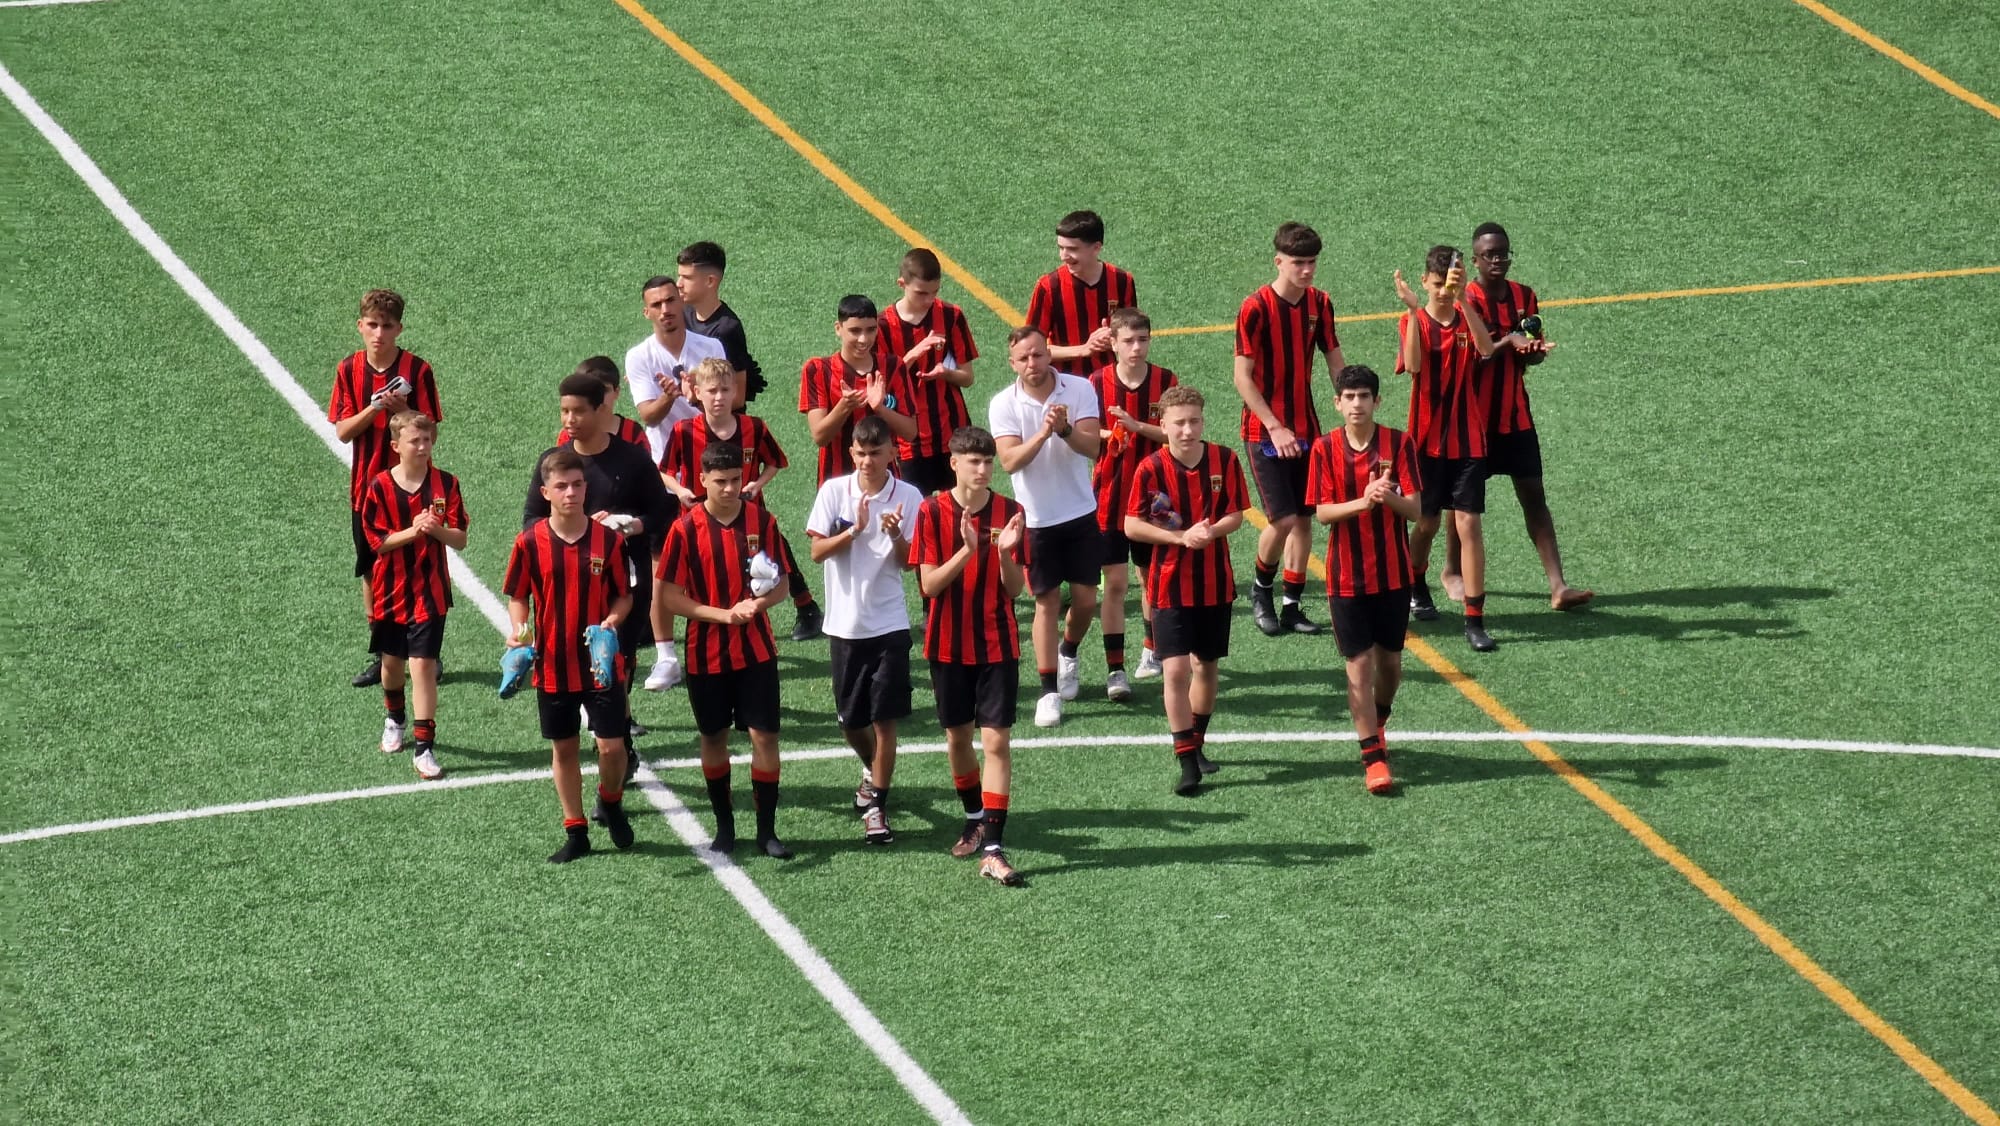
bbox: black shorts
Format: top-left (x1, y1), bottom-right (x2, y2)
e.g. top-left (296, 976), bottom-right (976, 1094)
top-left (686, 660), bottom-right (781, 736)
top-left (1152, 605), bottom-right (1232, 661)
top-left (1249, 446), bottom-right (1311, 519)
top-left (618, 564), bottom-right (655, 655)
top-left (1027, 513), bottom-right (1102, 594)
top-left (1098, 527), bottom-right (1153, 569)
top-left (930, 660), bottom-right (1019, 731)
top-left (351, 509), bottom-right (375, 578)
top-left (1331, 589), bottom-right (1411, 659)
top-left (899, 453), bottom-right (954, 496)
top-left (1484, 428), bottom-right (1544, 480)
top-left (538, 685), bottom-right (629, 742)
top-left (369, 617), bottom-right (444, 660)
top-left (830, 631), bottom-right (913, 730)
top-left (1418, 454), bottom-right (1487, 516)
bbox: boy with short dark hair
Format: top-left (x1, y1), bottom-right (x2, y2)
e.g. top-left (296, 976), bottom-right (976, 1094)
top-left (1089, 306), bottom-right (1176, 695)
top-left (555, 356), bottom-right (649, 450)
top-left (800, 294), bottom-right (920, 486)
top-left (911, 426), bottom-right (1030, 887)
top-left (807, 415), bottom-right (925, 845)
top-left (676, 241), bottom-right (763, 407)
top-left (1393, 245), bottom-right (1526, 652)
top-left (1444, 222), bottom-right (1589, 611)
top-left (876, 248), bottom-right (978, 496)
top-left (652, 358), bottom-right (816, 688)
top-left (502, 446), bottom-right (636, 863)
top-left (360, 411), bottom-right (467, 781)
top-left (1307, 365), bottom-right (1424, 795)
top-left (329, 288), bottom-right (442, 689)
top-left (1234, 222), bottom-right (1344, 639)
top-left (655, 442), bottom-right (799, 860)
top-left (627, 274), bottom-right (727, 464)
top-left (1122, 386), bottom-right (1248, 796)
top-left (990, 326), bottom-right (1103, 729)
top-left (1027, 210), bottom-right (1138, 376)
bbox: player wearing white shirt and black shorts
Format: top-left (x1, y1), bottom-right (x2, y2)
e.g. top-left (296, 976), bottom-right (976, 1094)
top-left (806, 416), bottom-right (924, 845)
top-left (626, 275), bottom-right (728, 466)
top-left (990, 325), bottom-right (1103, 728)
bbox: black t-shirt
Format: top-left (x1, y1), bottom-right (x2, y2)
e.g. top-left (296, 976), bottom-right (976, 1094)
top-left (522, 438), bottom-right (676, 574)
top-left (687, 300), bottom-right (765, 400)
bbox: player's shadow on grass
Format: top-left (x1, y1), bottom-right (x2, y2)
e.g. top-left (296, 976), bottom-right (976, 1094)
top-left (1011, 807), bottom-right (1370, 878)
top-left (1395, 746), bottom-right (1729, 789)
top-left (1475, 585), bottom-right (1834, 645)
top-left (1218, 666), bottom-right (1446, 724)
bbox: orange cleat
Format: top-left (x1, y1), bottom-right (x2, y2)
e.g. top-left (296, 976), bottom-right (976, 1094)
top-left (1364, 758), bottom-right (1394, 796)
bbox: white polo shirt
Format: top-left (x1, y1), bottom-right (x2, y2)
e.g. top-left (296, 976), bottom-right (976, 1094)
top-left (988, 371), bottom-right (1100, 527)
top-left (806, 473), bottom-right (925, 640)
top-left (626, 331), bottom-right (725, 462)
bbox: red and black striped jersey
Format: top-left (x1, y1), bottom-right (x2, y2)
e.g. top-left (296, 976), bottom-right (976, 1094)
top-left (502, 520), bottom-right (632, 694)
top-left (876, 300), bottom-right (977, 461)
top-left (1464, 280), bottom-right (1539, 435)
top-left (1234, 285), bottom-right (1339, 445)
top-left (1305, 426), bottom-right (1423, 597)
top-left (1397, 306), bottom-right (1489, 459)
top-left (1027, 264), bottom-right (1138, 375)
top-left (1125, 443), bottom-right (1250, 610)
top-left (797, 354), bottom-right (916, 485)
top-left (1089, 362), bottom-right (1178, 532)
top-left (327, 349), bottom-right (442, 511)
top-left (910, 490), bottom-right (1028, 665)
top-left (655, 502), bottom-right (791, 675)
top-left (658, 412), bottom-right (788, 488)
top-left (556, 414), bottom-right (649, 451)
top-left (361, 466), bottom-right (467, 624)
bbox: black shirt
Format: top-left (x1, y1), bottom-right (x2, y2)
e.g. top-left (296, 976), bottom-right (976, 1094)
top-left (522, 437), bottom-right (676, 580)
top-left (687, 300), bottom-right (765, 400)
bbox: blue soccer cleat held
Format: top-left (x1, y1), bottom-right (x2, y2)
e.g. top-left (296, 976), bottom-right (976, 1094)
top-left (584, 625), bottom-right (619, 689)
top-left (499, 645), bottom-right (535, 699)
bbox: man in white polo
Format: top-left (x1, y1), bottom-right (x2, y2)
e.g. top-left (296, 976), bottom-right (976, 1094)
top-left (626, 274), bottom-right (727, 465)
top-left (990, 325), bottom-right (1103, 727)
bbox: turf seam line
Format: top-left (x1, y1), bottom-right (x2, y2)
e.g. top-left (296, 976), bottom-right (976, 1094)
top-left (1151, 264), bottom-right (2000, 336)
top-left (1789, 0), bottom-right (2000, 123)
top-left (607, 15), bottom-right (1998, 1117)
top-left (5, 729), bottom-right (1994, 846)
top-left (2, 66), bottom-right (971, 1126)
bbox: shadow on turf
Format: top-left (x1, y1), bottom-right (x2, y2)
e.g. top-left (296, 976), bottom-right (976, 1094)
top-left (1470, 585), bottom-right (1835, 645)
top-left (1010, 806), bottom-right (1370, 878)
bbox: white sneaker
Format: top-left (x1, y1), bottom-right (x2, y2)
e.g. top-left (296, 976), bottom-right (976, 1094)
top-left (1132, 648), bottom-right (1163, 680)
top-left (380, 717), bottom-right (404, 754)
top-left (1057, 652), bottom-right (1081, 701)
top-left (1034, 692), bottom-right (1064, 728)
top-left (1106, 669), bottom-right (1133, 702)
top-left (412, 749), bottom-right (444, 780)
top-left (644, 651), bottom-right (682, 691)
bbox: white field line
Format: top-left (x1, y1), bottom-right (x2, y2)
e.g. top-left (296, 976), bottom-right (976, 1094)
top-left (7, 729), bottom-right (1993, 846)
top-left (2, 65), bottom-right (968, 1126)
top-left (0, 0), bottom-right (112, 9)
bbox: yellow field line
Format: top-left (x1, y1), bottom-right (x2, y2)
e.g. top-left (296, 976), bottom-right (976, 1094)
top-left (616, 6), bottom-right (1996, 1119)
top-left (1153, 264), bottom-right (2000, 337)
top-left (1791, 0), bottom-right (2000, 122)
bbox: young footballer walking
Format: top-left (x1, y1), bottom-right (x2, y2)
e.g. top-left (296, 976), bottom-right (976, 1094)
top-left (911, 427), bottom-right (1030, 887)
top-left (502, 447), bottom-right (637, 863)
top-left (1122, 387), bottom-right (1249, 796)
top-left (359, 411), bottom-right (466, 781)
top-left (676, 241), bottom-right (762, 407)
top-left (1307, 366), bottom-right (1424, 795)
top-left (876, 248), bottom-right (979, 496)
top-left (655, 443), bottom-right (800, 860)
top-left (1089, 307), bottom-right (1177, 692)
top-left (806, 416), bottom-right (924, 844)
top-left (1026, 209), bottom-right (1138, 376)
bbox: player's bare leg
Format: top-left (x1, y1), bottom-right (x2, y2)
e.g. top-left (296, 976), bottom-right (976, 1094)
top-left (1101, 563), bottom-right (1133, 700)
top-left (548, 736), bottom-right (592, 862)
top-left (945, 725), bottom-right (986, 856)
top-left (978, 729), bottom-right (1025, 886)
top-left (592, 735), bottom-right (634, 849)
top-left (1455, 511), bottom-right (1496, 652)
top-left (1345, 653), bottom-right (1394, 795)
top-left (1440, 520), bottom-right (1466, 604)
top-left (1515, 476), bottom-right (1593, 610)
top-left (1278, 520), bottom-right (1321, 633)
top-left (697, 734), bottom-right (737, 853)
top-left (747, 728), bottom-right (791, 858)
top-left (854, 720), bottom-right (898, 845)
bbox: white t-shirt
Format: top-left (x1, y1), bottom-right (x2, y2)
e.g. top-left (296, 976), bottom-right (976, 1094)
top-left (806, 473), bottom-right (924, 640)
top-left (626, 332), bottom-right (726, 463)
top-left (988, 372), bottom-right (1100, 527)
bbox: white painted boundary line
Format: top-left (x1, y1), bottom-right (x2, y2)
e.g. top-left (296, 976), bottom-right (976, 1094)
top-left (1, 65), bottom-right (969, 1126)
top-left (7, 729), bottom-right (1992, 845)
top-left (0, 0), bottom-right (112, 9)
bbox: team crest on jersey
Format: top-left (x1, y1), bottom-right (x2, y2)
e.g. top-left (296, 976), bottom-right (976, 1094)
top-left (1209, 473), bottom-right (1224, 492)
top-left (1376, 457), bottom-right (1394, 480)
top-left (747, 533), bottom-right (762, 553)
top-left (1308, 314), bottom-right (1319, 333)
top-left (987, 526), bottom-right (1001, 545)
top-left (430, 497), bottom-right (447, 518)
top-left (1149, 402), bottom-right (1165, 419)
top-left (588, 556), bottom-right (605, 576)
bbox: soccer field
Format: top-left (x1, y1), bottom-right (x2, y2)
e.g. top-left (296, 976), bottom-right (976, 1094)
top-left (7, 0), bottom-right (1999, 1122)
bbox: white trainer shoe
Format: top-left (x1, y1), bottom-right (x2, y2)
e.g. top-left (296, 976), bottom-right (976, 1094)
top-left (380, 717), bottom-right (405, 754)
top-left (644, 651), bottom-right (682, 691)
top-left (1106, 669), bottom-right (1133, 702)
top-left (1034, 692), bottom-right (1064, 728)
top-left (1057, 652), bottom-right (1080, 701)
top-left (1132, 647), bottom-right (1163, 680)
top-left (412, 749), bottom-right (444, 781)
